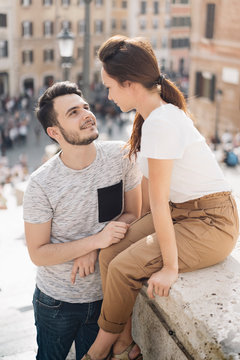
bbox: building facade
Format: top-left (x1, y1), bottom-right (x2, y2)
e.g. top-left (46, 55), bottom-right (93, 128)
top-left (0, 0), bottom-right (191, 98)
top-left (0, 0), bottom-right (17, 97)
top-left (189, 0), bottom-right (240, 138)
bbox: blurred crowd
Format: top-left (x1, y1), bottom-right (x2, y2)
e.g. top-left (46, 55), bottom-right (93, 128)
top-left (209, 130), bottom-right (240, 167)
top-left (0, 94), bottom-right (33, 157)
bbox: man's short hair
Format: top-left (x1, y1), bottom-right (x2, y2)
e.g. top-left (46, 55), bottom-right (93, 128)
top-left (36, 81), bottom-right (82, 137)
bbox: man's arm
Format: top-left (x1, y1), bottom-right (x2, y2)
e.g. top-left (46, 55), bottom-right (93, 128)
top-left (25, 219), bottom-right (128, 267)
top-left (117, 183), bottom-right (142, 224)
top-left (70, 183), bottom-right (142, 282)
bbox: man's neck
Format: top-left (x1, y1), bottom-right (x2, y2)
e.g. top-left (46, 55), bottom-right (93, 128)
top-left (59, 142), bottom-right (97, 170)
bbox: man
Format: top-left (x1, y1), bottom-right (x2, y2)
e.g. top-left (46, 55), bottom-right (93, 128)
top-left (23, 81), bottom-right (141, 360)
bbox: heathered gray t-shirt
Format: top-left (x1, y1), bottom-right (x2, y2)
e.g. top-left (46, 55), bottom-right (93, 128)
top-left (23, 141), bottom-right (141, 303)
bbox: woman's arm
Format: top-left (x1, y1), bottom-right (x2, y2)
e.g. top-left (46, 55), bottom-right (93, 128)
top-left (147, 158), bottom-right (178, 297)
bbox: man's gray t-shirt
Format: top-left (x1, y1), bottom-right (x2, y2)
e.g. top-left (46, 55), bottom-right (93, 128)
top-left (23, 141), bottom-right (142, 303)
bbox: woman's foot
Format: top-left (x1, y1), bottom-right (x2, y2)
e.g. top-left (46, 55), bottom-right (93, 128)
top-left (82, 350), bottom-right (111, 360)
top-left (112, 341), bottom-right (142, 360)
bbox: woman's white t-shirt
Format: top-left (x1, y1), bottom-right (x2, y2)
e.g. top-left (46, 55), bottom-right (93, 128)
top-left (138, 104), bottom-right (231, 203)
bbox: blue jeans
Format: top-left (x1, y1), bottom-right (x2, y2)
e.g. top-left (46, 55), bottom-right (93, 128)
top-left (33, 286), bottom-right (102, 360)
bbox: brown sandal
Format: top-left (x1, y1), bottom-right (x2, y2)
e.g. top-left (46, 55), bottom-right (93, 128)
top-left (82, 352), bottom-right (112, 360)
top-left (112, 341), bottom-right (143, 360)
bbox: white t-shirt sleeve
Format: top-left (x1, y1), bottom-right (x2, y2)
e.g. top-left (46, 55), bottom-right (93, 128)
top-left (122, 148), bottom-right (142, 192)
top-left (141, 113), bottom-right (188, 159)
top-left (23, 178), bottom-right (53, 223)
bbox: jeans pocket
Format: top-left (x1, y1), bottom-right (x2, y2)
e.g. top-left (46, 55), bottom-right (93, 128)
top-left (33, 288), bottom-right (62, 328)
top-left (36, 289), bottom-right (62, 309)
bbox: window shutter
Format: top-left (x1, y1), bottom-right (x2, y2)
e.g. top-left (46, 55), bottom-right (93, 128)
top-left (4, 41), bottom-right (8, 57)
top-left (30, 50), bottom-right (33, 63)
top-left (195, 72), bottom-right (202, 97)
top-left (30, 22), bottom-right (33, 35)
top-left (210, 74), bottom-right (216, 101)
top-left (205, 3), bottom-right (215, 39)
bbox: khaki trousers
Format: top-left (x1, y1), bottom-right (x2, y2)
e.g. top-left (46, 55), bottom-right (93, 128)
top-left (98, 192), bottom-right (239, 333)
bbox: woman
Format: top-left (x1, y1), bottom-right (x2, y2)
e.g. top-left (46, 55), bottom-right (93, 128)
top-left (82, 35), bottom-right (239, 360)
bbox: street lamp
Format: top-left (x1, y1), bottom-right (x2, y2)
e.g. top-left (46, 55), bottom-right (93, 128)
top-left (57, 26), bottom-right (75, 81)
top-left (82, 0), bottom-right (93, 101)
top-left (214, 89), bottom-right (223, 150)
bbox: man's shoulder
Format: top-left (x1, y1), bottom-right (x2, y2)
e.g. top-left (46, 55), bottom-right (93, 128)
top-left (97, 140), bottom-right (128, 158)
top-left (30, 152), bottom-right (60, 183)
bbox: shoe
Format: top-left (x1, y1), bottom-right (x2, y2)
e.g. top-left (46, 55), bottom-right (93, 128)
top-left (82, 351), bottom-right (112, 360)
top-left (112, 341), bottom-right (143, 360)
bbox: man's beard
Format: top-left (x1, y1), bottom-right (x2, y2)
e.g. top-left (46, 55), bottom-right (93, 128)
top-left (58, 124), bottom-right (99, 145)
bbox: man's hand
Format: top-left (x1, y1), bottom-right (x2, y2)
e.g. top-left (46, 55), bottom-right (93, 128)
top-left (147, 267), bottom-right (178, 298)
top-left (71, 250), bottom-right (98, 284)
top-left (97, 221), bottom-right (129, 248)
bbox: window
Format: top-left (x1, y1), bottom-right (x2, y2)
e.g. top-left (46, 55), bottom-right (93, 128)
top-left (112, 0), bottom-right (116, 7)
top-left (0, 41), bottom-right (8, 57)
top-left (61, 20), bottom-right (71, 30)
top-left (139, 19), bottom-right (146, 30)
top-left (43, 0), bottom-right (53, 5)
top-left (77, 0), bottom-right (84, 5)
top-left (43, 21), bottom-right (54, 36)
top-left (122, 1), bottom-right (127, 8)
top-left (22, 21), bottom-right (33, 37)
top-left (165, 18), bottom-right (171, 28)
top-left (77, 47), bottom-right (83, 58)
top-left (171, 38), bottom-right (190, 48)
top-left (195, 71), bottom-right (215, 101)
top-left (44, 75), bottom-right (54, 87)
top-left (95, 0), bottom-right (103, 6)
top-left (152, 18), bottom-right (158, 29)
top-left (22, 50), bottom-right (34, 64)
top-left (153, 1), bottom-right (159, 14)
top-left (172, 16), bottom-right (191, 27)
top-left (162, 36), bottom-right (167, 48)
top-left (62, 0), bottom-right (70, 6)
top-left (94, 46), bottom-right (100, 57)
top-left (172, 0), bottom-right (189, 3)
top-left (43, 49), bottom-right (54, 62)
top-left (121, 19), bottom-right (127, 30)
top-left (111, 19), bottom-right (116, 30)
top-left (151, 38), bottom-right (157, 49)
top-left (95, 19), bottom-right (103, 34)
top-left (78, 19), bottom-right (85, 34)
top-left (0, 14), bottom-right (7, 27)
top-left (21, 0), bottom-right (32, 6)
top-left (140, 1), bottom-right (146, 14)
top-left (161, 58), bottom-right (166, 72)
top-left (205, 3), bottom-right (215, 39)
top-left (179, 58), bottom-right (184, 75)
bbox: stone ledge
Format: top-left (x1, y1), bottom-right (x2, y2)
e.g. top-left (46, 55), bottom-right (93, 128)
top-left (132, 242), bottom-right (240, 360)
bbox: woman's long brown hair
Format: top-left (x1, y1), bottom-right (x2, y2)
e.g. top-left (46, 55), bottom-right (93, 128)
top-left (98, 35), bottom-right (187, 158)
